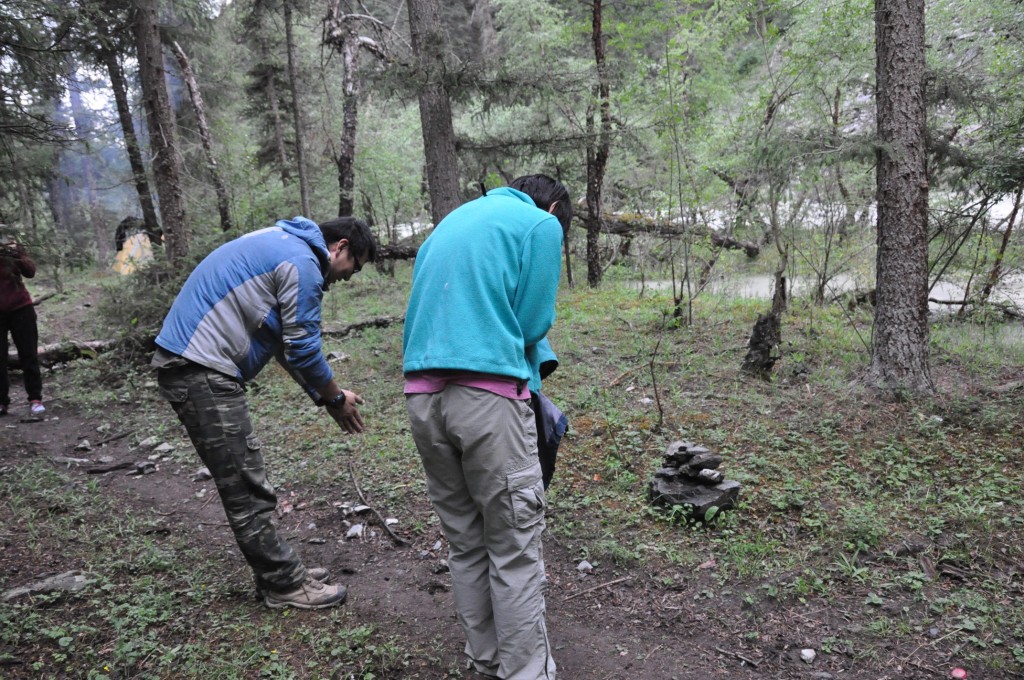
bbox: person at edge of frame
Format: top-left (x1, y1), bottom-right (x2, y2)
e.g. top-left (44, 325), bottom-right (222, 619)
top-left (0, 226), bottom-right (45, 417)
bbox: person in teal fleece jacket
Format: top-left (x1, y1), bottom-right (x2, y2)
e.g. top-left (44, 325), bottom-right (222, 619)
top-left (403, 174), bottom-right (571, 680)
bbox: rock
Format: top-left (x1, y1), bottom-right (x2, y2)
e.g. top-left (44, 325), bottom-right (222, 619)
top-left (2, 571), bottom-right (93, 601)
top-left (435, 560), bottom-right (450, 574)
top-left (685, 452), bottom-right (723, 471)
top-left (307, 537), bottom-right (326, 545)
top-left (697, 469), bottom-right (724, 484)
top-left (74, 440), bottom-right (92, 452)
top-left (577, 560), bottom-right (594, 573)
top-left (138, 436), bottom-right (159, 449)
top-left (346, 524), bottom-right (364, 539)
top-left (326, 351), bottom-right (349, 361)
top-left (152, 442), bottom-right (175, 454)
top-left (130, 461), bottom-right (157, 475)
top-left (800, 648), bottom-right (816, 664)
top-left (192, 467), bottom-right (212, 481)
top-left (385, 518), bottom-right (398, 526)
top-left (96, 456), bottom-right (114, 464)
top-left (649, 478), bottom-right (741, 519)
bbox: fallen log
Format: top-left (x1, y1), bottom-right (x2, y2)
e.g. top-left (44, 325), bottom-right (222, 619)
top-left (598, 214), bottom-right (760, 257)
top-left (322, 315), bottom-right (404, 338)
top-left (7, 339), bottom-right (123, 369)
top-left (7, 314), bottom-right (406, 369)
top-left (377, 243), bottom-right (419, 260)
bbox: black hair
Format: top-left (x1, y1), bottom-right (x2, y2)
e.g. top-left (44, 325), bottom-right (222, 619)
top-left (508, 174), bottom-right (573, 231)
top-left (318, 216), bottom-right (377, 263)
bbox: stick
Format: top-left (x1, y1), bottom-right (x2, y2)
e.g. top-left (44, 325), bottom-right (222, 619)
top-left (93, 431), bottom-right (132, 446)
top-left (563, 576), bottom-right (630, 601)
top-left (714, 646), bottom-right (761, 668)
top-left (86, 461), bottom-right (134, 474)
top-left (347, 461), bottom-right (409, 547)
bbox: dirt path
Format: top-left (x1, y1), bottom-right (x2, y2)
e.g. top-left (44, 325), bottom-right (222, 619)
top-left (1, 399), bottom-right (831, 679)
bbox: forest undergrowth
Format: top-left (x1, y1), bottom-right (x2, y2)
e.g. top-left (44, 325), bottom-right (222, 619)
top-left (1, 263), bottom-right (1022, 679)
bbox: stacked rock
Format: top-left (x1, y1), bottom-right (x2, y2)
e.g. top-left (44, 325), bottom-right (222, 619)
top-left (649, 440), bottom-right (741, 519)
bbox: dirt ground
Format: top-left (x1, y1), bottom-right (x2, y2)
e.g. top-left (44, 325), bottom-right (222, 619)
top-left (1, 285), bottom-right (1008, 680)
top-left (5, 382), bottom-right (987, 680)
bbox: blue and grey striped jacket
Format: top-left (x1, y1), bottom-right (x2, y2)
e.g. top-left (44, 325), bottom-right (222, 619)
top-left (154, 216), bottom-right (334, 389)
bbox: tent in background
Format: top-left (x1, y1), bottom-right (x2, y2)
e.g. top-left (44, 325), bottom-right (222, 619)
top-left (111, 232), bottom-right (153, 274)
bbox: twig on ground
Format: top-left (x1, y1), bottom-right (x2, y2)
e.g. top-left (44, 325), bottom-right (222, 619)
top-left (94, 431), bottom-right (132, 446)
top-left (86, 461), bottom-right (134, 474)
top-left (713, 646), bottom-right (761, 668)
top-left (563, 576), bottom-right (630, 601)
top-left (348, 461), bottom-right (409, 547)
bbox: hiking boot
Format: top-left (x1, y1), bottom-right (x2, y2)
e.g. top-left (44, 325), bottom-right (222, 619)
top-left (30, 400), bottom-right (45, 415)
top-left (254, 567), bottom-right (329, 599)
top-left (263, 576), bottom-right (347, 610)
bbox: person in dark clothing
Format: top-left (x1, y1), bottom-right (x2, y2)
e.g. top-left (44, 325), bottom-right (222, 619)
top-left (0, 231), bottom-right (44, 416)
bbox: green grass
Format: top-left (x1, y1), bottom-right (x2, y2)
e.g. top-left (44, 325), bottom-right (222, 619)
top-left (5, 262), bottom-right (1024, 677)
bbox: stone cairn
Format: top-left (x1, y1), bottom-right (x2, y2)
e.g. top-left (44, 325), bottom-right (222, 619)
top-left (649, 440), bottom-right (741, 519)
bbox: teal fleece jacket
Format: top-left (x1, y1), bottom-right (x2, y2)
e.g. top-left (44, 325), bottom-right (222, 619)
top-left (402, 187), bottom-right (563, 392)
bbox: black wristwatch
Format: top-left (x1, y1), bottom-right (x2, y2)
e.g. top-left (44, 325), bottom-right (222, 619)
top-left (324, 392), bottom-right (346, 409)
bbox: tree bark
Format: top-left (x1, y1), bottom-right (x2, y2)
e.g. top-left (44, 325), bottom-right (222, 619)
top-left (407, 0), bottom-right (462, 224)
top-left (133, 0), bottom-right (189, 262)
top-left (978, 187), bottom-right (1021, 306)
top-left (866, 0), bottom-right (932, 393)
top-left (324, 3), bottom-right (388, 217)
top-left (66, 57), bottom-right (107, 261)
top-left (257, 42), bottom-right (292, 185)
top-left (169, 40), bottom-right (232, 232)
top-left (283, 0), bottom-right (311, 217)
top-left (103, 49), bottom-right (161, 248)
top-left (585, 0), bottom-right (611, 288)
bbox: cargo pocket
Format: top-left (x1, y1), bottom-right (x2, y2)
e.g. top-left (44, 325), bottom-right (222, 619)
top-left (157, 382), bottom-right (188, 405)
top-left (207, 371), bottom-right (244, 397)
top-left (507, 464), bottom-right (546, 529)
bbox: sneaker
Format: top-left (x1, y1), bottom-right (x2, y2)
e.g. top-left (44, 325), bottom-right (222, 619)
top-left (30, 400), bottom-right (45, 415)
top-left (263, 576), bottom-right (347, 610)
top-left (254, 567), bottom-right (329, 599)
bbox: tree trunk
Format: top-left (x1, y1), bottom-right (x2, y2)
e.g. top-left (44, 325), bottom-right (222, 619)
top-left (103, 50), bottom-right (161, 248)
top-left (460, 0), bottom-right (496, 56)
top-left (169, 40), bottom-right (233, 232)
top-left (866, 0), bottom-right (932, 393)
top-left (133, 0), bottom-right (189, 262)
top-left (324, 4), bottom-right (389, 218)
top-left (260, 45), bottom-right (292, 185)
top-left (978, 187), bottom-right (1021, 306)
top-left (283, 0), bottom-right (311, 217)
top-left (585, 0), bottom-right (611, 288)
top-left (66, 57), bottom-right (106, 262)
top-left (407, 0), bottom-right (462, 224)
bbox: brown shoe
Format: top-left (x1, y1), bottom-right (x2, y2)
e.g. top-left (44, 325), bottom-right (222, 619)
top-left (264, 576), bottom-right (348, 610)
top-left (255, 568), bottom-right (330, 599)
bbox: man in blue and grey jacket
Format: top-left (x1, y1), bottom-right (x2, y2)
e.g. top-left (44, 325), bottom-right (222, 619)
top-left (403, 174), bottom-right (571, 679)
top-left (153, 216), bottom-right (375, 610)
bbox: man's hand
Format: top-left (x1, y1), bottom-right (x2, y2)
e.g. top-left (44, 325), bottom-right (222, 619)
top-left (326, 389), bottom-right (365, 434)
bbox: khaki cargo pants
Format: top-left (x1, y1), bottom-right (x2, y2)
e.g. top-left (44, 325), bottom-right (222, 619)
top-left (407, 386), bottom-right (555, 680)
top-left (157, 363), bottom-right (306, 593)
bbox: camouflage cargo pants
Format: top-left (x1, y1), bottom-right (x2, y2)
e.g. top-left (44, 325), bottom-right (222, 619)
top-left (157, 363), bottom-right (306, 593)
